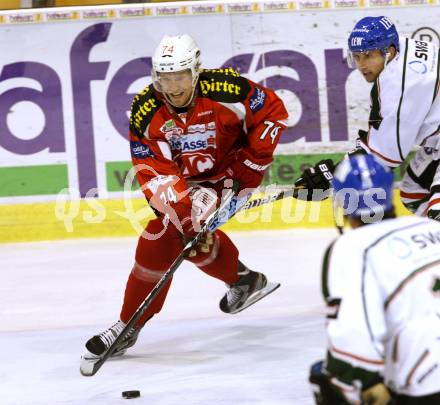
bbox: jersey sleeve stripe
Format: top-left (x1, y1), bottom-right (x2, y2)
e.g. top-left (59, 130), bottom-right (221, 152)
top-left (405, 349), bottom-right (431, 388)
top-left (400, 191), bottom-right (430, 199)
top-left (428, 197), bottom-right (440, 208)
top-left (330, 345), bottom-right (385, 365)
top-left (365, 142), bottom-right (403, 165)
top-left (384, 259), bottom-right (440, 310)
top-left (396, 38), bottom-right (410, 162)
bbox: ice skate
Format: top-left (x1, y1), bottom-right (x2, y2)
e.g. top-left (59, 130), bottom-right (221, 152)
top-left (80, 320), bottom-right (140, 376)
top-left (219, 263), bottom-right (280, 314)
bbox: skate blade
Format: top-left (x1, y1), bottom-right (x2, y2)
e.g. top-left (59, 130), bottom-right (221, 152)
top-left (230, 282), bottom-right (281, 314)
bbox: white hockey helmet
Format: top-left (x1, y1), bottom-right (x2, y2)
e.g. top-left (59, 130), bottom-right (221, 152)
top-left (152, 34), bottom-right (201, 93)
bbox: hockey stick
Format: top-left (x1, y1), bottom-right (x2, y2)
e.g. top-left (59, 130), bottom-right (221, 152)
top-left (239, 186), bottom-right (300, 212)
top-left (81, 186), bottom-right (238, 377)
top-left (237, 185), bottom-right (330, 213)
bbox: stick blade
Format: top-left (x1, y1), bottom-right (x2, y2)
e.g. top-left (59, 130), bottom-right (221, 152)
top-left (80, 355), bottom-right (104, 377)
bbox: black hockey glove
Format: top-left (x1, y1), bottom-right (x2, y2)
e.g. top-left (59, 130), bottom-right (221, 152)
top-left (295, 159), bottom-right (336, 201)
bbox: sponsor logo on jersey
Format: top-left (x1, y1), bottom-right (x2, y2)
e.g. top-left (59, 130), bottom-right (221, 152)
top-left (411, 27), bottom-right (440, 47)
top-left (410, 231), bottom-right (440, 249)
top-left (387, 237), bottom-right (413, 259)
top-left (408, 60), bottom-right (428, 74)
top-left (160, 119), bottom-right (180, 134)
top-left (197, 110), bottom-right (213, 117)
top-left (249, 87), bottom-right (267, 113)
top-left (160, 121), bottom-right (184, 137)
top-left (187, 123), bottom-right (208, 133)
top-left (199, 77), bottom-right (241, 96)
top-left (166, 122), bottom-right (216, 152)
top-left (414, 40), bottom-right (429, 61)
top-left (244, 159), bottom-right (270, 172)
top-left (130, 140), bottom-right (155, 159)
top-left (132, 97), bottom-right (158, 132)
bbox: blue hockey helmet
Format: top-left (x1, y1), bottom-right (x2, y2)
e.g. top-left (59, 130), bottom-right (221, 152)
top-left (347, 16), bottom-right (399, 68)
top-left (332, 154), bottom-right (394, 220)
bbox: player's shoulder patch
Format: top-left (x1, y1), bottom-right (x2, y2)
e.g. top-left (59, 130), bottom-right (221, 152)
top-left (130, 139), bottom-right (155, 160)
top-left (198, 68), bottom-right (251, 103)
top-left (248, 85), bottom-right (267, 113)
top-left (129, 85), bottom-right (162, 138)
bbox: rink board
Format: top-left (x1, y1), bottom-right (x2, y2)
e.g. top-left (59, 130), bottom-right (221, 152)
top-left (0, 190), bottom-right (410, 243)
top-left (1, 3), bottom-right (439, 201)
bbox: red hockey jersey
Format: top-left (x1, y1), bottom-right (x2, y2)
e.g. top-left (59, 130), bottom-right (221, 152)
top-left (128, 68), bottom-right (288, 211)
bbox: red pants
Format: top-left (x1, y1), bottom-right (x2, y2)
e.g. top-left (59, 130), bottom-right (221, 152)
top-left (120, 217), bottom-right (240, 327)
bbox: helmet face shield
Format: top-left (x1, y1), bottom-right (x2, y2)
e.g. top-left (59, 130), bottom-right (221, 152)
top-left (347, 50), bottom-right (367, 69)
top-left (347, 49), bottom-right (392, 69)
top-left (152, 69), bottom-right (194, 94)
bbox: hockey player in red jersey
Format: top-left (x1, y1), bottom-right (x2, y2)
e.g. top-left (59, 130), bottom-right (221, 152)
top-left (80, 34), bottom-right (288, 370)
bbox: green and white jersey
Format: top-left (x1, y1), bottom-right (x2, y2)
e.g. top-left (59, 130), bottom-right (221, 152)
top-left (322, 215), bottom-right (440, 396)
top-left (362, 38), bottom-right (440, 167)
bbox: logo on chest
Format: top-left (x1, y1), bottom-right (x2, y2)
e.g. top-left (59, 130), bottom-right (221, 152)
top-left (166, 122), bottom-right (216, 153)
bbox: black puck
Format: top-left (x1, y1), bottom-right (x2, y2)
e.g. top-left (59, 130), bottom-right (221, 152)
top-left (122, 390), bottom-right (141, 399)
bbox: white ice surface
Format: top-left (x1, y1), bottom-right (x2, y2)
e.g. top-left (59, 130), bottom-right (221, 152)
top-left (0, 229), bottom-right (337, 405)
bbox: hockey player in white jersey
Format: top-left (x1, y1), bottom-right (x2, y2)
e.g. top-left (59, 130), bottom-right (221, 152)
top-left (309, 154), bottom-right (440, 405)
top-left (297, 16), bottom-right (440, 218)
top-left (348, 16), bottom-right (440, 220)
